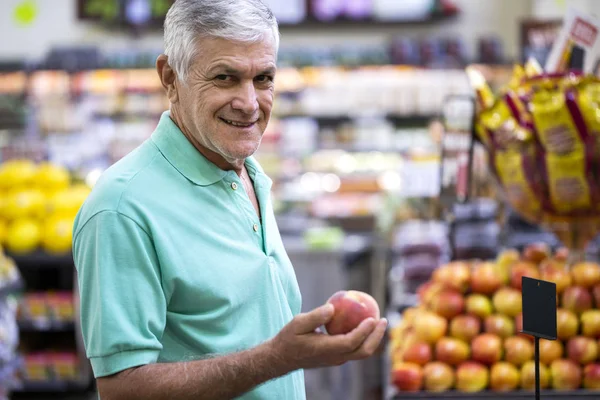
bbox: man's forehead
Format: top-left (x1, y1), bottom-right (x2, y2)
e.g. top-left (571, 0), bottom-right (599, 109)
top-left (197, 37), bottom-right (276, 65)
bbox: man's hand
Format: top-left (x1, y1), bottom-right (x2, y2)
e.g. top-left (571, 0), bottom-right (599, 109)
top-left (268, 303), bottom-right (387, 372)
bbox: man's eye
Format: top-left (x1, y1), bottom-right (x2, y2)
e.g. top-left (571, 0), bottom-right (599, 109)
top-left (255, 75), bottom-right (274, 83)
top-left (215, 75), bottom-right (231, 81)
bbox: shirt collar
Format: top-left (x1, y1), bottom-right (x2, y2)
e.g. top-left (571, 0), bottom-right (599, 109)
top-left (151, 111), bottom-right (270, 188)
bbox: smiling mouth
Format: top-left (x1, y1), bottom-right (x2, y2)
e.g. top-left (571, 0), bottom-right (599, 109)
top-left (219, 118), bottom-right (257, 128)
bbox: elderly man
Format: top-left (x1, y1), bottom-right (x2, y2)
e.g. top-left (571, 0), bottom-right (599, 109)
top-left (72, 1), bottom-right (387, 399)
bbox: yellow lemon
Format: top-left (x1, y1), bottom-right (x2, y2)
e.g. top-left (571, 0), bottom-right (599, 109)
top-left (34, 162), bottom-right (71, 194)
top-left (5, 218), bottom-right (41, 254)
top-left (4, 189), bottom-right (46, 220)
top-left (0, 159), bottom-right (38, 191)
top-left (0, 193), bottom-right (8, 220)
top-left (42, 215), bottom-right (74, 254)
top-left (0, 219), bottom-right (7, 246)
top-left (47, 185), bottom-right (90, 217)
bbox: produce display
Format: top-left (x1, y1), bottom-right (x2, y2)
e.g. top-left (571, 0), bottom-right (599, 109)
top-left (389, 244), bottom-right (600, 393)
top-left (469, 9), bottom-right (600, 258)
top-left (0, 160), bottom-right (90, 255)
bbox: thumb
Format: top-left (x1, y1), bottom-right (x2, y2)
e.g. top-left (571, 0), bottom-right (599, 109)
top-left (293, 304), bottom-right (335, 335)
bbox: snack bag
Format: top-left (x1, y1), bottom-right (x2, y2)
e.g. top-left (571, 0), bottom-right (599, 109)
top-left (525, 57), bottom-right (544, 77)
top-left (573, 79), bottom-right (600, 208)
top-left (466, 66), bottom-right (496, 147)
top-left (466, 66), bottom-right (495, 109)
top-left (529, 88), bottom-right (584, 155)
top-left (545, 7), bottom-right (600, 73)
top-left (545, 152), bottom-right (594, 213)
top-left (494, 147), bottom-right (542, 221)
top-left (575, 79), bottom-right (600, 151)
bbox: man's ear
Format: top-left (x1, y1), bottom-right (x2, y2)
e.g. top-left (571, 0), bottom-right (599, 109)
top-left (156, 54), bottom-right (179, 103)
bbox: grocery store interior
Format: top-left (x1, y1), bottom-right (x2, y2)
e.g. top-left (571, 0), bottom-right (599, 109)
top-left (2, 0), bottom-right (600, 399)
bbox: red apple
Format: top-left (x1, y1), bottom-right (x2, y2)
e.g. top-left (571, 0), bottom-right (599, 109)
top-left (391, 362), bottom-right (423, 392)
top-left (540, 339), bottom-right (564, 365)
top-left (554, 247), bottom-right (570, 262)
top-left (510, 261), bottom-right (540, 291)
top-left (414, 311), bottom-right (448, 344)
top-left (523, 242), bottom-right (550, 264)
top-left (515, 312), bottom-right (534, 341)
top-left (496, 249), bottom-right (521, 283)
top-left (484, 314), bottom-right (515, 339)
top-left (433, 262), bottom-right (471, 293)
top-left (471, 333), bottom-right (503, 365)
top-left (592, 284), bottom-right (600, 308)
top-left (417, 281), bottom-right (438, 303)
top-left (504, 336), bottom-right (534, 366)
top-left (402, 307), bottom-right (426, 326)
top-left (450, 315), bottom-right (481, 342)
top-left (466, 294), bottom-right (494, 319)
top-left (471, 263), bottom-right (504, 295)
top-left (325, 290), bottom-right (380, 335)
top-left (562, 286), bottom-right (593, 315)
top-left (540, 262), bottom-right (572, 295)
top-left (490, 362), bottom-right (520, 392)
top-left (557, 308), bottom-right (579, 340)
top-left (456, 361), bottom-right (489, 392)
top-left (496, 249), bottom-right (521, 266)
top-left (492, 288), bottom-right (522, 317)
top-left (551, 359), bottom-right (582, 390)
top-left (401, 341), bottom-right (432, 366)
top-left (430, 289), bottom-right (465, 320)
top-left (567, 336), bottom-right (598, 365)
top-left (423, 362), bottom-right (455, 392)
top-left (581, 310), bottom-right (600, 338)
top-left (521, 360), bottom-right (550, 390)
top-left (583, 363), bottom-right (600, 389)
top-left (435, 337), bottom-right (470, 366)
top-left (571, 262), bottom-right (600, 288)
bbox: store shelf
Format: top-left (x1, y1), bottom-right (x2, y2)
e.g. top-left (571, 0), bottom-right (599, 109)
top-left (12, 380), bottom-right (89, 393)
top-left (18, 320), bottom-right (75, 332)
top-left (280, 12), bottom-right (459, 29)
top-left (392, 390), bottom-right (600, 399)
top-left (7, 251), bottom-right (74, 268)
top-left (278, 113), bottom-right (437, 127)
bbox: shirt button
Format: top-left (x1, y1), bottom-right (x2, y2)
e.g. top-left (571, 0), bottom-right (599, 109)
top-left (253, 223), bottom-right (259, 232)
top-left (231, 182), bottom-right (238, 190)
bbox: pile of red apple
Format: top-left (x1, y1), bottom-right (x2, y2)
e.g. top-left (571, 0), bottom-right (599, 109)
top-left (390, 243), bottom-right (600, 393)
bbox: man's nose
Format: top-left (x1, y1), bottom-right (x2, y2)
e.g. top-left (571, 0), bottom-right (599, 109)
top-left (231, 81), bottom-right (259, 115)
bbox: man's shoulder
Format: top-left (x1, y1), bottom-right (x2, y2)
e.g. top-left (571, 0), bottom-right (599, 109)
top-left (74, 140), bottom-right (163, 230)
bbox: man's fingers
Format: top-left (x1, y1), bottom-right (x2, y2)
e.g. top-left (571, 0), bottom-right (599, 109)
top-left (350, 318), bottom-right (388, 359)
top-left (333, 317), bottom-right (377, 353)
top-left (293, 304), bottom-right (335, 334)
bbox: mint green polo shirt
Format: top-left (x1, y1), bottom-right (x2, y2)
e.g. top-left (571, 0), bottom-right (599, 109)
top-left (72, 111), bottom-right (305, 400)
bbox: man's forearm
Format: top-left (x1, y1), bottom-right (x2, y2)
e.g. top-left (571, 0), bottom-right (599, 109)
top-left (98, 341), bottom-right (293, 400)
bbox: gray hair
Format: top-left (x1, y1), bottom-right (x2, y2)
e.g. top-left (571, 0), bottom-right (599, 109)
top-left (163, 0), bottom-right (279, 82)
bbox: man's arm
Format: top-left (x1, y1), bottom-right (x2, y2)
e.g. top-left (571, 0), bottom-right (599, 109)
top-left (97, 304), bottom-right (387, 400)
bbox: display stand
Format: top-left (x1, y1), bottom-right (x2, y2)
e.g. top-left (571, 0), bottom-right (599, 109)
top-left (7, 251), bottom-right (93, 398)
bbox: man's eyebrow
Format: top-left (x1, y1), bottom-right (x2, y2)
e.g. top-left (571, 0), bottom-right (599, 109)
top-left (258, 67), bottom-right (276, 75)
top-left (207, 64), bottom-right (276, 76)
top-left (208, 64), bottom-right (240, 74)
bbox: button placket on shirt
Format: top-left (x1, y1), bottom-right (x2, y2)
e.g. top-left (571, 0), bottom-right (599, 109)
top-left (225, 174), bottom-right (262, 238)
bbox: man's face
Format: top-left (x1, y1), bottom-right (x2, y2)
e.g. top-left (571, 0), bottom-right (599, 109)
top-left (173, 36), bottom-right (277, 167)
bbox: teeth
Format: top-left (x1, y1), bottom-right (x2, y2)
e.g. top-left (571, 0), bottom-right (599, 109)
top-left (223, 118), bottom-right (253, 127)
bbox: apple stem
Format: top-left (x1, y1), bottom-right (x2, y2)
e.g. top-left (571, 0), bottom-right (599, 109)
top-left (535, 337), bottom-right (540, 400)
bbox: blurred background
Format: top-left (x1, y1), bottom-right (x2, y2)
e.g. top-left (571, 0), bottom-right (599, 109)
top-left (1, 0), bottom-right (599, 399)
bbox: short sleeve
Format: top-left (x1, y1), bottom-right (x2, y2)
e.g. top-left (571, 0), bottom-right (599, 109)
top-left (73, 210), bottom-right (167, 378)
